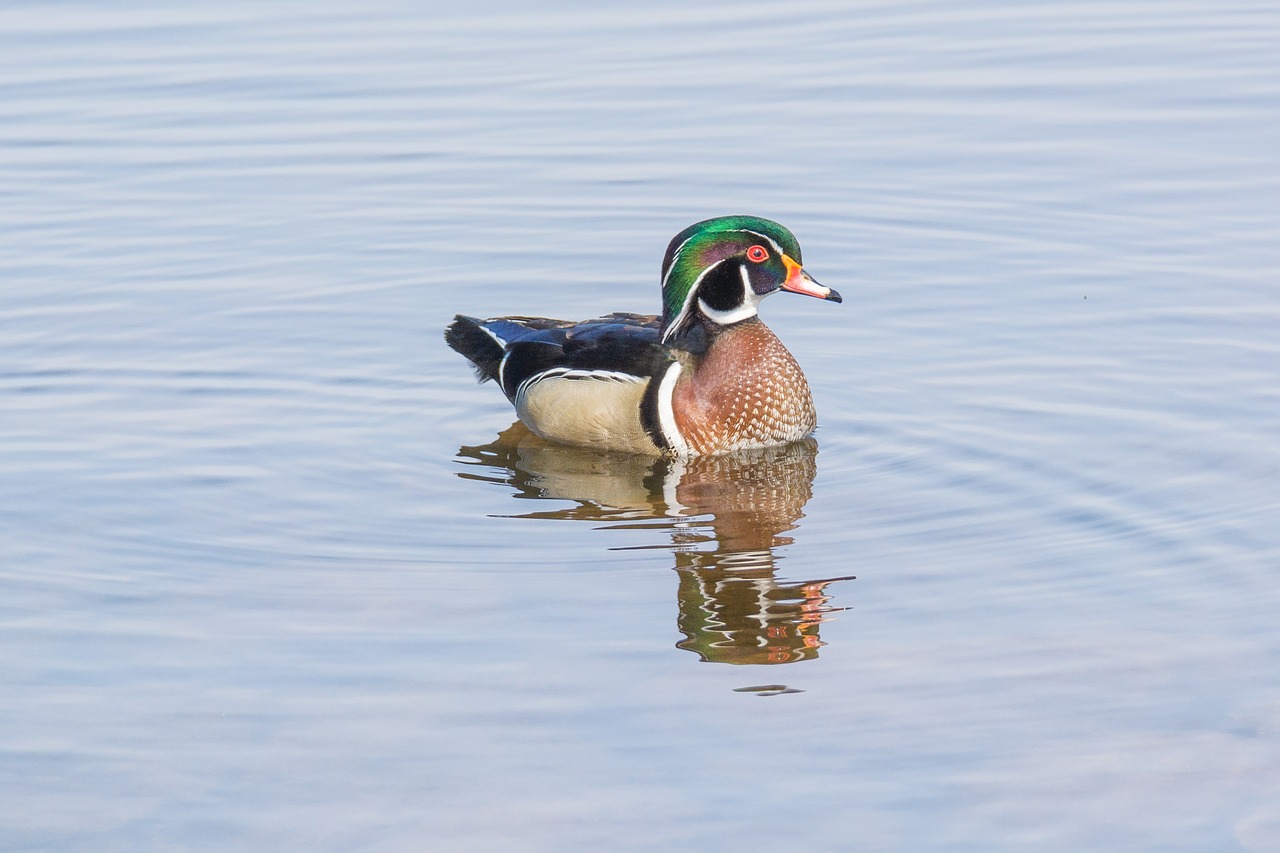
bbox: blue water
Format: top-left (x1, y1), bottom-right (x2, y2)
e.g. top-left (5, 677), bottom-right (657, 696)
top-left (2, 2), bottom-right (1279, 850)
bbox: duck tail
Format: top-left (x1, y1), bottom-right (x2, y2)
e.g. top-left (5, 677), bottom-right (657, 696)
top-left (444, 315), bottom-right (504, 383)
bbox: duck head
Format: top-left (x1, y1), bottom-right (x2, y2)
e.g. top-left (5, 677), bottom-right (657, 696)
top-left (659, 215), bottom-right (841, 345)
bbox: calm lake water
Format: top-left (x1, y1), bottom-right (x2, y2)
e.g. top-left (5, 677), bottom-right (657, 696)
top-left (3, 1), bottom-right (1279, 850)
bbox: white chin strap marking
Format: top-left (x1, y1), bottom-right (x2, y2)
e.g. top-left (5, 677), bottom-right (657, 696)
top-left (696, 263), bottom-right (762, 326)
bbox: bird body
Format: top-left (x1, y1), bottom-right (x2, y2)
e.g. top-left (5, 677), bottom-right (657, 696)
top-left (445, 216), bottom-right (840, 456)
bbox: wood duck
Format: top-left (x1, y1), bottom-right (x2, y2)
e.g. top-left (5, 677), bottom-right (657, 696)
top-left (445, 215), bottom-right (841, 456)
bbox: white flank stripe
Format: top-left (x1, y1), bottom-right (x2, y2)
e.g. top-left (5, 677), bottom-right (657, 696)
top-left (553, 369), bottom-right (645, 383)
top-left (655, 361), bottom-right (690, 456)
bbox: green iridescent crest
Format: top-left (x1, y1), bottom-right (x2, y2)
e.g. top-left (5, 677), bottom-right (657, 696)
top-left (659, 215), bottom-right (802, 340)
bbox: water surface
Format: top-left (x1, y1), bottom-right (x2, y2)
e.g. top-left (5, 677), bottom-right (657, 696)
top-left (2, 1), bottom-right (1279, 850)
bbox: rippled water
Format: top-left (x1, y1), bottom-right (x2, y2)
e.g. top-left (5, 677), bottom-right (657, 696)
top-left (3, 1), bottom-right (1279, 850)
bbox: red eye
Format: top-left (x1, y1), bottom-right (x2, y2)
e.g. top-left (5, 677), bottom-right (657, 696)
top-left (746, 245), bottom-right (768, 263)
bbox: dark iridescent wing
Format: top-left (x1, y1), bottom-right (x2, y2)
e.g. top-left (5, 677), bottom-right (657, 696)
top-left (495, 314), bottom-right (670, 400)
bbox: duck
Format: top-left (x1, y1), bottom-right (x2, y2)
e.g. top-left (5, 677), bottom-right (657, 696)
top-left (444, 215), bottom-right (841, 457)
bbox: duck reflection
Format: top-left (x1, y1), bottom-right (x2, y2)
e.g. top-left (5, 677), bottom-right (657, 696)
top-left (456, 424), bottom-right (854, 665)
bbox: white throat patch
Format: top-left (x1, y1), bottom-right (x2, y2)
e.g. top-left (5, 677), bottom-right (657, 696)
top-left (696, 263), bottom-right (762, 326)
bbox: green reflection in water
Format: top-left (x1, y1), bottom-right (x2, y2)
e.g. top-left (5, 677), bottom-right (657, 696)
top-left (456, 424), bottom-right (855, 666)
